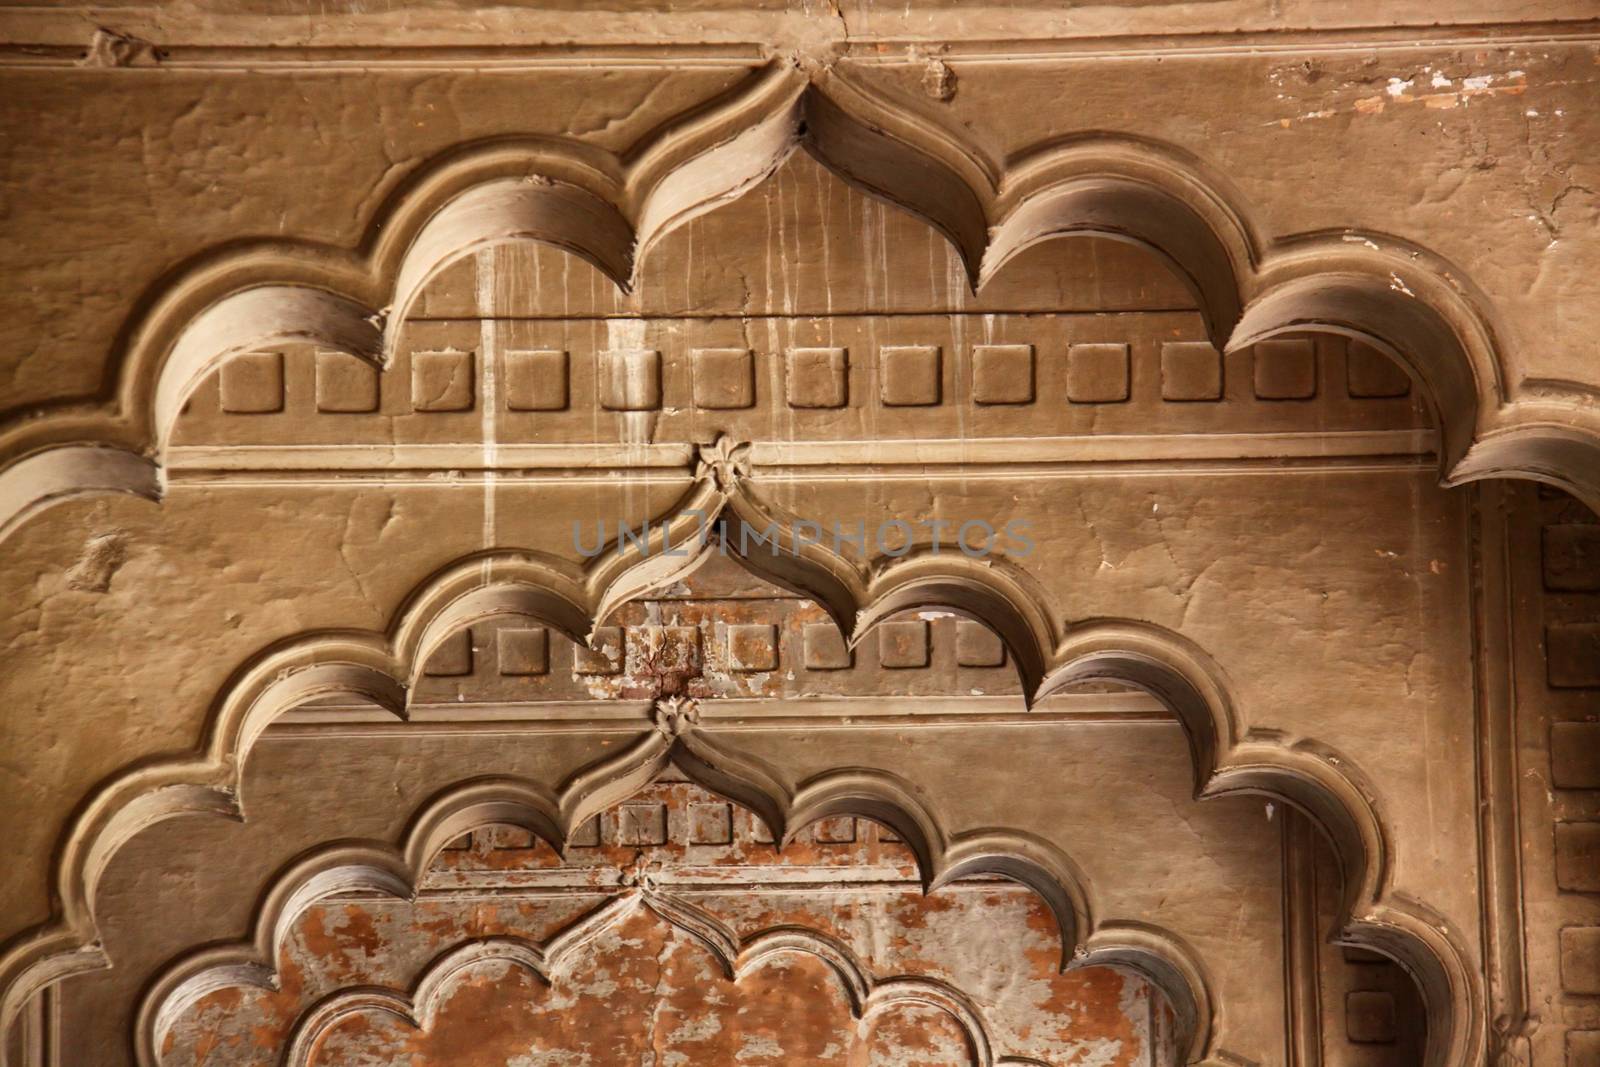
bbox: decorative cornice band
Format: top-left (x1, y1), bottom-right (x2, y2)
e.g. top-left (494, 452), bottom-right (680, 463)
top-left (2, 18), bottom-right (1598, 68)
top-left (162, 430), bottom-right (1440, 485)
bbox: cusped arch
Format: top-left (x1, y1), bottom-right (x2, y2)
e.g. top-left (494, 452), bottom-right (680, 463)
top-left (1037, 621), bottom-right (1480, 1067)
top-left (275, 921), bottom-right (1059, 1067)
top-left (0, 445), bottom-right (159, 544)
top-left (0, 60), bottom-right (1585, 537)
top-left (1228, 267), bottom-right (1487, 474)
top-left (0, 473), bottom-right (1482, 1066)
top-left (1445, 419), bottom-right (1600, 506)
top-left (134, 759), bottom-right (1216, 1067)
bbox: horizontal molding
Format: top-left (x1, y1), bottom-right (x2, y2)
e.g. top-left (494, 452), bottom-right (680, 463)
top-left (269, 691), bottom-right (1176, 734)
top-left (413, 874), bottom-right (935, 896)
top-left (165, 429), bottom-right (1439, 486)
top-left (1, 16), bottom-right (1596, 67)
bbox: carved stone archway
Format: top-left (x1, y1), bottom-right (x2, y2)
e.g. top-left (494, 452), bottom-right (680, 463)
top-left (4, 20), bottom-right (1598, 1067)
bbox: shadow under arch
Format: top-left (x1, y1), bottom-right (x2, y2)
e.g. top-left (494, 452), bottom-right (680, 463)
top-left (1445, 420), bottom-right (1600, 508)
top-left (1038, 621), bottom-right (1480, 1067)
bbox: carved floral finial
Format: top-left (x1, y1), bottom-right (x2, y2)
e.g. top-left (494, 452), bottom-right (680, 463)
top-left (617, 851), bottom-right (662, 891)
top-left (80, 27), bottom-right (160, 68)
top-left (922, 58), bottom-right (957, 101)
top-left (652, 695), bottom-right (700, 739)
top-left (695, 436), bottom-right (752, 493)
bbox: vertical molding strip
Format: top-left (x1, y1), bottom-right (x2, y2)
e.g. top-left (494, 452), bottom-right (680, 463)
top-left (17, 987), bottom-right (54, 1067)
top-left (1283, 807), bottom-right (1324, 1067)
top-left (1470, 481), bottom-right (1532, 1063)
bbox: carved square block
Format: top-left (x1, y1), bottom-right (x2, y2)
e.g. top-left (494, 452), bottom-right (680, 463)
top-left (692, 347), bottom-right (755, 409)
top-left (497, 627), bottom-right (549, 676)
top-left (1561, 927), bottom-right (1600, 994)
top-left (813, 817), bottom-right (856, 844)
top-left (879, 344), bottom-right (942, 406)
top-left (1547, 624), bottom-right (1600, 688)
top-left (689, 802), bottom-right (733, 845)
top-left (574, 625), bottom-right (624, 676)
top-left (411, 349), bottom-right (475, 411)
top-left (600, 348), bottom-right (661, 411)
top-left (219, 351), bottom-right (284, 413)
top-left (878, 619), bottom-right (930, 669)
top-left (972, 344), bottom-right (1035, 405)
top-left (1160, 341), bottom-right (1223, 402)
top-left (787, 347), bottom-right (849, 409)
top-left (504, 349), bottom-right (568, 411)
top-left (1556, 823), bottom-right (1600, 892)
top-left (1346, 341), bottom-right (1411, 398)
top-left (1544, 524), bottom-right (1600, 592)
top-left (1066, 343), bottom-right (1130, 403)
top-left (803, 622), bottom-right (853, 671)
top-left (955, 620), bottom-right (1006, 668)
top-left (1568, 1030), bottom-right (1600, 1067)
top-left (1553, 723), bottom-right (1600, 788)
top-left (966, 347), bottom-right (1030, 404)
top-left (423, 628), bottom-right (473, 677)
top-left (647, 625), bottom-right (702, 677)
top-left (616, 802), bottom-right (668, 846)
top-left (1344, 990), bottom-right (1397, 1044)
top-left (487, 825), bottom-right (535, 850)
top-left (568, 817), bottom-right (600, 848)
top-left (1253, 338), bottom-right (1317, 400)
top-left (314, 351), bottom-right (379, 413)
top-left (727, 623), bottom-right (779, 672)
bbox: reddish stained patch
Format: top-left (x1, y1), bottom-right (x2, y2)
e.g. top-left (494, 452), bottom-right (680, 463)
top-left (312, 909), bottom-right (861, 1067)
top-left (179, 888), bottom-right (1158, 1067)
top-left (296, 904), bottom-right (384, 982)
top-left (166, 971), bottom-right (295, 1065)
top-left (174, 782), bottom-right (1163, 1067)
top-left (337, 905), bottom-right (382, 958)
top-left (168, 941), bottom-right (316, 1060)
top-left (411, 900), bottom-right (469, 948)
top-left (862, 1004), bottom-right (974, 1066)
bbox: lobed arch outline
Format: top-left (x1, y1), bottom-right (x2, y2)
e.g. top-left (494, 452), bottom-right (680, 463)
top-left (0, 447), bottom-right (1480, 1066)
top-left (132, 750), bottom-right (1215, 1067)
top-left (277, 926), bottom-right (1059, 1067)
top-left (1, 60), bottom-right (1597, 542)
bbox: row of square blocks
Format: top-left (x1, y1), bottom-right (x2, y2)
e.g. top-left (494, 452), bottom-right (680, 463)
top-left (214, 337), bottom-right (1412, 414)
top-left (446, 805), bottom-right (877, 853)
top-left (1537, 510), bottom-right (1600, 1029)
top-left (423, 618), bottom-right (1007, 678)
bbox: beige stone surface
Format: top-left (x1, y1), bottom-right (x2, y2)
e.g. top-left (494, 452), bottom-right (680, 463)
top-left (2, 4), bottom-right (1599, 1066)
